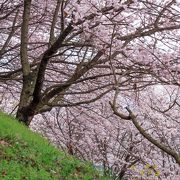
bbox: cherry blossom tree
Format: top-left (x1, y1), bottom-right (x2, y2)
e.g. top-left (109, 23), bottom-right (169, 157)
top-left (31, 88), bottom-right (180, 179)
top-left (1, 0), bottom-right (180, 124)
top-left (0, 0), bottom-right (180, 179)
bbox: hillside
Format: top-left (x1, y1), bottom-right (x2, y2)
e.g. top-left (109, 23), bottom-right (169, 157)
top-left (0, 112), bottom-right (107, 180)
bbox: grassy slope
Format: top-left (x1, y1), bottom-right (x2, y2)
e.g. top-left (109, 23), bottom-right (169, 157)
top-left (0, 112), bottom-right (107, 180)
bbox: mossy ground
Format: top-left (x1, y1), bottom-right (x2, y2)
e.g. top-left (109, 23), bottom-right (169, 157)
top-left (0, 112), bottom-right (108, 180)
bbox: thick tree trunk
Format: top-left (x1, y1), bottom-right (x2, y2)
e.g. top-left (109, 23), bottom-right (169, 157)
top-left (16, 106), bottom-right (34, 126)
top-left (17, 0), bottom-right (33, 126)
top-left (16, 73), bottom-right (36, 126)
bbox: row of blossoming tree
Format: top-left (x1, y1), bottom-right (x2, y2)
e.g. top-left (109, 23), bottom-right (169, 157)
top-left (0, 0), bottom-right (180, 179)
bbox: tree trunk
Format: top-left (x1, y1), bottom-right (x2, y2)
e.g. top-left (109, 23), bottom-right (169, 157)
top-left (16, 106), bottom-right (34, 126)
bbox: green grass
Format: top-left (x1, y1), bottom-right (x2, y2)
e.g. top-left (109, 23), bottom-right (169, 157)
top-left (0, 112), bottom-right (108, 180)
